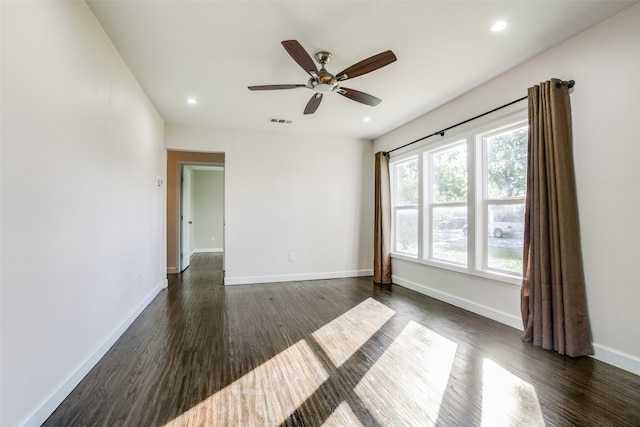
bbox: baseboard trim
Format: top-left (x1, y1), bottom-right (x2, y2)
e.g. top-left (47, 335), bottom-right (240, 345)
top-left (592, 343), bottom-right (640, 376)
top-left (22, 281), bottom-right (164, 427)
top-left (392, 275), bottom-right (523, 330)
top-left (192, 248), bottom-right (223, 254)
top-left (224, 269), bottom-right (373, 286)
top-left (167, 267), bottom-right (179, 275)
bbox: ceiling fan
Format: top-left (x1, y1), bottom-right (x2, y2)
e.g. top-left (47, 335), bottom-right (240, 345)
top-left (248, 40), bottom-right (397, 115)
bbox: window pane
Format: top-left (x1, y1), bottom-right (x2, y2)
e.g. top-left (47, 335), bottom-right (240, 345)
top-left (486, 126), bottom-right (527, 199)
top-left (432, 206), bottom-right (467, 265)
top-left (394, 159), bottom-right (418, 206)
top-left (432, 143), bottom-right (467, 203)
top-left (487, 203), bottom-right (524, 273)
top-left (395, 208), bottom-right (418, 256)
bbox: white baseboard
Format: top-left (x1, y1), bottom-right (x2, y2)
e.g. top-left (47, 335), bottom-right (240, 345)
top-left (22, 281), bottom-right (164, 427)
top-left (392, 275), bottom-right (524, 330)
top-left (393, 275), bottom-right (640, 376)
top-left (167, 266), bottom-right (179, 275)
top-left (192, 248), bottom-right (223, 254)
top-left (224, 269), bottom-right (373, 286)
top-left (592, 343), bottom-right (640, 376)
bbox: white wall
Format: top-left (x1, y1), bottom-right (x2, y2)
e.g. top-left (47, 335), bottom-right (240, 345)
top-left (165, 124), bottom-right (374, 284)
top-left (191, 169), bottom-right (224, 252)
top-left (374, 4), bottom-right (640, 375)
top-left (0, 2), bottom-right (166, 426)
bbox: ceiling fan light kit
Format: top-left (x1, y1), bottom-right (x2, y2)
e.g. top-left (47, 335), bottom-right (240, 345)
top-left (248, 40), bottom-right (396, 115)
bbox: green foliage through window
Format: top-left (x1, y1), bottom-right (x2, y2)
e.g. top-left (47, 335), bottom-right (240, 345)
top-left (486, 126), bottom-right (527, 199)
top-left (394, 158), bottom-right (418, 205)
top-left (432, 143), bottom-right (467, 203)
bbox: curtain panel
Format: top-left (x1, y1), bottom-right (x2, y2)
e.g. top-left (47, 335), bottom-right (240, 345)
top-left (374, 151), bottom-right (392, 284)
top-left (521, 78), bottom-right (593, 357)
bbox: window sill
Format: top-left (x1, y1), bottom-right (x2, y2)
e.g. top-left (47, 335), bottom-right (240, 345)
top-left (390, 253), bottom-right (522, 286)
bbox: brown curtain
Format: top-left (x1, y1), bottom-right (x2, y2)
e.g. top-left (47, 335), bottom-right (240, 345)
top-left (521, 78), bottom-right (593, 357)
top-left (374, 151), bottom-right (392, 284)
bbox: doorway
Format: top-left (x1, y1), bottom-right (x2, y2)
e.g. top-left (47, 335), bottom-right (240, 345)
top-left (179, 165), bottom-right (224, 272)
top-left (166, 150), bottom-right (225, 276)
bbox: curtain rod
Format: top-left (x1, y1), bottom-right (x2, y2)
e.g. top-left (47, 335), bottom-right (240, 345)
top-left (384, 79), bottom-right (575, 156)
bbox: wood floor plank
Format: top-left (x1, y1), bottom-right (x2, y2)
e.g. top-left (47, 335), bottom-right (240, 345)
top-left (43, 253), bottom-right (640, 426)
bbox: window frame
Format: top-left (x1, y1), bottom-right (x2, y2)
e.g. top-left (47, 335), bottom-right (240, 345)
top-left (389, 109), bottom-right (527, 285)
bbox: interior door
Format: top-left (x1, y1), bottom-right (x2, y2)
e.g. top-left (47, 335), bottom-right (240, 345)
top-left (180, 165), bottom-right (192, 272)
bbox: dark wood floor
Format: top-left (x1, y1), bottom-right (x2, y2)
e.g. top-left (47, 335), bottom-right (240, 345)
top-left (44, 253), bottom-right (640, 426)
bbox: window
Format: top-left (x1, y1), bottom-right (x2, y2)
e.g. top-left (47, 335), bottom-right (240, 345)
top-left (481, 125), bottom-right (528, 275)
top-left (427, 141), bottom-right (467, 265)
top-left (390, 113), bottom-right (527, 283)
top-left (392, 157), bottom-right (419, 256)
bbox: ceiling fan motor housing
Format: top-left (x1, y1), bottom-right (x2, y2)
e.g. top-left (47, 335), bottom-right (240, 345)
top-left (309, 69), bottom-right (338, 92)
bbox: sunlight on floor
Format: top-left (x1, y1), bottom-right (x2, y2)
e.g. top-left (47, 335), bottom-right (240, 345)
top-left (355, 320), bottom-right (458, 426)
top-left (320, 401), bottom-right (364, 427)
top-left (481, 358), bottom-right (545, 426)
top-left (312, 298), bottom-right (395, 367)
top-left (163, 299), bottom-right (467, 426)
top-left (164, 340), bottom-right (328, 426)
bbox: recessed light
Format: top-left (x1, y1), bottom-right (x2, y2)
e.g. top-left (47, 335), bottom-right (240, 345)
top-left (491, 21), bottom-right (507, 32)
top-left (363, 117), bottom-right (371, 122)
top-left (187, 97), bottom-right (197, 104)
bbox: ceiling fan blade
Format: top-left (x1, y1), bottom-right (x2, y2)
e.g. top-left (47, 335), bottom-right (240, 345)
top-left (282, 40), bottom-right (319, 76)
top-left (248, 84), bottom-right (306, 90)
top-left (304, 93), bottom-right (323, 114)
top-left (336, 50), bottom-right (397, 81)
top-left (337, 87), bottom-right (382, 106)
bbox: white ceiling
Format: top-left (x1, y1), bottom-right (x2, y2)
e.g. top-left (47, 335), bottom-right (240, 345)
top-left (87, 1), bottom-right (635, 140)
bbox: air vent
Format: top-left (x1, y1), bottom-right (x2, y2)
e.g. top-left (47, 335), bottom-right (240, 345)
top-left (269, 118), bottom-right (293, 124)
